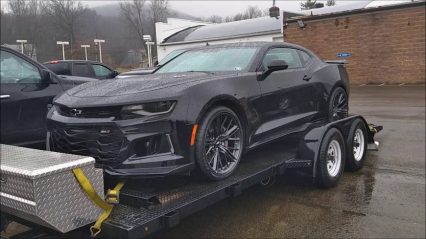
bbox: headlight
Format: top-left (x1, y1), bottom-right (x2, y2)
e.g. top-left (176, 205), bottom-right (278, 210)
top-left (121, 101), bottom-right (176, 119)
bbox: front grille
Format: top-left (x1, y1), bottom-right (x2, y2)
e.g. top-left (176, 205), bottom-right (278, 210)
top-left (58, 106), bottom-right (121, 119)
top-left (50, 123), bottom-right (127, 162)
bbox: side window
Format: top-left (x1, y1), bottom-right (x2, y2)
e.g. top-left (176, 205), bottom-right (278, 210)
top-left (44, 62), bottom-right (70, 75)
top-left (73, 63), bottom-right (93, 77)
top-left (298, 50), bottom-right (312, 66)
top-left (92, 64), bottom-right (113, 78)
top-left (262, 48), bottom-right (303, 70)
top-left (0, 50), bottom-right (41, 84)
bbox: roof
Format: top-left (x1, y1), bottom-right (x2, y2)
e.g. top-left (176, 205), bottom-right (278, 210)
top-left (300, 1), bottom-right (373, 15)
top-left (162, 16), bottom-right (286, 45)
top-left (288, 1), bottom-right (425, 22)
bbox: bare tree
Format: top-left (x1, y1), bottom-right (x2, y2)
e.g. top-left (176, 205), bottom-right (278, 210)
top-left (243, 6), bottom-right (262, 19)
top-left (8, 0), bottom-right (40, 57)
top-left (150, 0), bottom-right (168, 23)
top-left (301, 0), bottom-right (318, 10)
top-left (120, 0), bottom-right (148, 53)
top-left (326, 0), bottom-right (336, 6)
top-left (208, 15), bottom-right (223, 23)
top-left (42, 0), bottom-right (87, 54)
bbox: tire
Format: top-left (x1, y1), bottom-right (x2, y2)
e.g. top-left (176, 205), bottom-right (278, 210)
top-left (328, 87), bottom-right (348, 121)
top-left (195, 106), bottom-right (244, 180)
top-left (316, 128), bottom-right (346, 188)
top-left (345, 119), bottom-right (368, 172)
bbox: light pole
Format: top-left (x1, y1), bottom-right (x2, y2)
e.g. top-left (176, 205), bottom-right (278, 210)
top-left (143, 35), bottom-right (154, 67)
top-left (16, 40), bottom-right (27, 54)
top-left (94, 39), bottom-right (105, 63)
top-left (56, 41), bottom-right (69, 60)
top-left (81, 45), bottom-right (90, 60)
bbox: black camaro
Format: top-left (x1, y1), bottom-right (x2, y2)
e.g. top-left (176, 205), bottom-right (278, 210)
top-left (47, 42), bottom-right (349, 180)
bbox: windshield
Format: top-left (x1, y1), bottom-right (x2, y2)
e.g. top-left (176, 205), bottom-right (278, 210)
top-left (156, 47), bottom-right (258, 73)
top-left (158, 49), bottom-right (186, 65)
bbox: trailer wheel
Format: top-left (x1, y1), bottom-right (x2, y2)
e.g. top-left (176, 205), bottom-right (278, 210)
top-left (195, 106), bottom-right (244, 180)
top-left (345, 119), bottom-right (368, 172)
top-left (316, 128), bottom-right (346, 188)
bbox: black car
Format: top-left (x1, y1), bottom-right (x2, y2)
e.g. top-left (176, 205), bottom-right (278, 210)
top-left (0, 46), bottom-right (93, 148)
top-left (44, 60), bottom-right (119, 80)
top-left (47, 42), bottom-right (349, 180)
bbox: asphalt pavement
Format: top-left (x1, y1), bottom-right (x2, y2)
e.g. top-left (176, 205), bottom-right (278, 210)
top-left (157, 86), bottom-right (426, 238)
top-left (2, 86), bottom-right (425, 238)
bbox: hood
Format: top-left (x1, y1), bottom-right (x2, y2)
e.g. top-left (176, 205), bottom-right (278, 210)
top-left (66, 72), bottom-right (222, 98)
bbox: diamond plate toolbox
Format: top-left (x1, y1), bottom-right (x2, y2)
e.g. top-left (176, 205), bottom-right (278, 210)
top-left (0, 144), bottom-right (104, 233)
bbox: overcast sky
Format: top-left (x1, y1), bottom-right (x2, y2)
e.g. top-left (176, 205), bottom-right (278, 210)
top-left (1, 0), bottom-right (411, 17)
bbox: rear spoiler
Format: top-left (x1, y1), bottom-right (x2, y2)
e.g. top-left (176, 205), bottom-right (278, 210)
top-left (324, 60), bottom-right (347, 64)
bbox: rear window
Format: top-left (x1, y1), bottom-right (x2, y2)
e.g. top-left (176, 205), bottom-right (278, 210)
top-left (73, 63), bottom-right (93, 77)
top-left (44, 62), bottom-right (70, 75)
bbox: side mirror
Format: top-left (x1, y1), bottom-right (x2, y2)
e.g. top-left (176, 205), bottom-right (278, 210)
top-left (154, 60), bottom-right (159, 67)
top-left (41, 69), bottom-right (53, 83)
top-left (111, 70), bottom-right (119, 78)
top-left (258, 60), bottom-right (289, 81)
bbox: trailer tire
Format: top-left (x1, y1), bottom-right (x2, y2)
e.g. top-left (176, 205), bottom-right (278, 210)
top-left (345, 119), bottom-right (368, 172)
top-left (316, 128), bottom-right (346, 188)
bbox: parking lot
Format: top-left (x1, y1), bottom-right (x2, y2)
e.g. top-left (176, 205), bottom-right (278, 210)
top-left (2, 86), bottom-right (425, 238)
top-left (156, 86), bottom-right (426, 238)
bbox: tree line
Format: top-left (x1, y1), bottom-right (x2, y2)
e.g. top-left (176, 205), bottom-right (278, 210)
top-left (1, 0), bottom-right (168, 68)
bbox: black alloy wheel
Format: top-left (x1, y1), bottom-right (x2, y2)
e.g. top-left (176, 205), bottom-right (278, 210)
top-left (329, 87), bottom-right (349, 121)
top-left (195, 106), bottom-right (244, 180)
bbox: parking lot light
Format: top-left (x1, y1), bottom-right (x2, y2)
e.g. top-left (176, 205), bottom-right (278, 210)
top-left (94, 39), bottom-right (105, 63)
top-left (56, 41), bottom-right (69, 60)
top-left (81, 45), bottom-right (90, 60)
top-left (16, 40), bottom-right (27, 54)
top-left (143, 35), bottom-right (154, 67)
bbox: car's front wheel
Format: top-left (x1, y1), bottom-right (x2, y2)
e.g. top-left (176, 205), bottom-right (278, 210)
top-left (195, 106), bottom-right (244, 180)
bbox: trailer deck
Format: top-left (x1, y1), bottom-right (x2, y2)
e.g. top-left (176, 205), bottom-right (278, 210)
top-left (103, 141), bottom-right (304, 238)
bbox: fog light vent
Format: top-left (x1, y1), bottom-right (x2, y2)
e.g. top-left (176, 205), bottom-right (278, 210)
top-left (133, 135), bottom-right (170, 157)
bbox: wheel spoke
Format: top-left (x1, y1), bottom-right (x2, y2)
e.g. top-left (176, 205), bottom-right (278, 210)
top-left (224, 125), bottom-right (239, 138)
top-left (219, 145), bottom-right (237, 162)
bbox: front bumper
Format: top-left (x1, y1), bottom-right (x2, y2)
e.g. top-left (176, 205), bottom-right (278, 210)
top-left (47, 109), bottom-right (194, 178)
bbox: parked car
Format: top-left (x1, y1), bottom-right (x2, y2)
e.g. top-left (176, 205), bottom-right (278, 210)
top-left (47, 42), bottom-right (349, 180)
top-left (0, 46), bottom-right (94, 148)
top-left (117, 49), bottom-right (187, 78)
top-left (44, 60), bottom-right (119, 80)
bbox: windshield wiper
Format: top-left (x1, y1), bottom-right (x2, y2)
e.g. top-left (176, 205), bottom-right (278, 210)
top-left (184, 70), bottom-right (215, 75)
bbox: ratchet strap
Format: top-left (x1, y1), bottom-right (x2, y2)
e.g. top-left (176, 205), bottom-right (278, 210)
top-left (72, 168), bottom-right (125, 238)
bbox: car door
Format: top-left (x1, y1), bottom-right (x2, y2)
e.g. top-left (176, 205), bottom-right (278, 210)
top-left (254, 47), bottom-right (318, 141)
top-left (0, 48), bottom-right (61, 147)
top-left (91, 63), bottom-right (114, 79)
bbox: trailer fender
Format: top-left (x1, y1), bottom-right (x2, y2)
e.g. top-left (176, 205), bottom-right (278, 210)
top-left (296, 116), bottom-right (377, 181)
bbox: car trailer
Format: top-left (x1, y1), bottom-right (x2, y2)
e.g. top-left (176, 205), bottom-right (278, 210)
top-left (0, 115), bottom-right (381, 239)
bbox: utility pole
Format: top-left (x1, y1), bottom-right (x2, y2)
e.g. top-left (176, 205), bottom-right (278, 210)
top-left (16, 40), bottom-right (27, 54)
top-left (81, 45), bottom-right (90, 60)
top-left (56, 41), bottom-right (69, 60)
top-left (94, 39), bottom-right (105, 63)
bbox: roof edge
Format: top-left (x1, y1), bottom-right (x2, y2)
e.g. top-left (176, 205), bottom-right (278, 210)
top-left (286, 1), bottom-right (426, 23)
top-left (159, 30), bottom-right (282, 46)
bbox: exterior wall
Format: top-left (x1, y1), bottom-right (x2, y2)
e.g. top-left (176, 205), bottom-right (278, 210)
top-left (157, 33), bottom-right (283, 61)
top-left (284, 4), bottom-right (425, 85)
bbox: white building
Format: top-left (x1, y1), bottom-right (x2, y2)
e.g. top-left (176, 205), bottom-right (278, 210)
top-left (155, 15), bottom-right (296, 61)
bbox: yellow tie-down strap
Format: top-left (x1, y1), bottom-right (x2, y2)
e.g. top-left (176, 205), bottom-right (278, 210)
top-left (72, 168), bottom-right (125, 237)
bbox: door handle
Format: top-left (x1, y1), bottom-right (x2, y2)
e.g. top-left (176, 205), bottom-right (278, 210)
top-left (302, 75), bottom-right (312, 81)
top-left (0, 95), bottom-right (10, 99)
